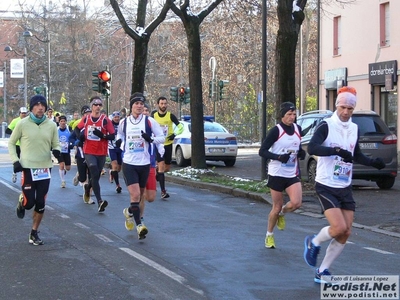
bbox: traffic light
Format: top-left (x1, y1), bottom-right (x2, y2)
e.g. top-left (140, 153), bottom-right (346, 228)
top-left (92, 71), bottom-right (100, 92)
top-left (184, 87), bottom-right (190, 104)
top-left (98, 70), bottom-right (111, 96)
top-left (218, 80), bottom-right (230, 101)
top-left (178, 86), bottom-right (185, 102)
top-left (170, 87), bottom-right (178, 102)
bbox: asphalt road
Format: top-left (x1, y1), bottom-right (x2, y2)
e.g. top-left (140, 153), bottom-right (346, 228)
top-left (0, 145), bottom-right (399, 299)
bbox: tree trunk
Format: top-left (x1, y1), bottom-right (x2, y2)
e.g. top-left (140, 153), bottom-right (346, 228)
top-left (186, 22), bottom-right (207, 169)
top-left (275, 0), bottom-right (307, 117)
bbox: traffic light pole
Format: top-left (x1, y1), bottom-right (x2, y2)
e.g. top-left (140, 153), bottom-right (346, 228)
top-left (209, 57), bottom-right (217, 122)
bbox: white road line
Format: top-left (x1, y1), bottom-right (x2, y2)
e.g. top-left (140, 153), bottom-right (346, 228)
top-left (363, 247), bottom-right (394, 255)
top-left (120, 247), bottom-right (204, 296)
top-left (0, 179), bottom-right (21, 193)
top-left (74, 223), bottom-right (90, 229)
top-left (57, 213), bottom-right (70, 219)
top-left (95, 234), bottom-right (113, 243)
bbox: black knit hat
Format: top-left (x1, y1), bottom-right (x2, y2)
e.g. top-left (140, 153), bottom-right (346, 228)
top-left (29, 95), bottom-right (48, 112)
top-left (279, 102), bottom-right (296, 117)
top-left (129, 92), bottom-right (146, 109)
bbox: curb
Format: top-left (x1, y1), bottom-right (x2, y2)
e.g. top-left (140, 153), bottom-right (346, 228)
top-left (166, 175), bottom-right (400, 239)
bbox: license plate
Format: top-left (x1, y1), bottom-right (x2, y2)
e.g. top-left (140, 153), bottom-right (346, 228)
top-left (359, 143), bottom-right (378, 149)
top-left (209, 148), bottom-right (225, 153)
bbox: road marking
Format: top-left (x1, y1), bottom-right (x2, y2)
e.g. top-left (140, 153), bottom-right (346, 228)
top-left (74, 223), bottom-right (90, 229)
top-left (57, 213), bottom-right (70, 219)
top-left (95, 234), bottom-right (113, 243)
top-left (120, 247), bottom-right (204, 296)
top-left (363, 247), bottom-right (394, 255)
top-left (0, 179), bottom-right (20, 193)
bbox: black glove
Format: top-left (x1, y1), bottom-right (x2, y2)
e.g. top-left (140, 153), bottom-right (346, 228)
top-left (115, 139), bottom-right (122, 148)
top-left (334, 147), bottom-right (353, 163)
top-left (297, 149), bottom-right (306, 160)
top-left (371, 157), bottom-right (385, 170)
top-left (52, 149), bottom-right (61, 160)
top-left (277, 153), bottom-right (291, 163)
top-left (13, 161), bottom-right (23, 173)
top-left (141, 131), bottom-right (153, 143)
top-left (167, 133), bottom-right (176, 141)
top-left (92, 128), bottom-right (104, 139)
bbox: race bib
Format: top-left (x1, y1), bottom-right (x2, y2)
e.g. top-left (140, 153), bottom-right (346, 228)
top-left (127, 128), bottom-right (144, 153)
top-left (31, 168), bottom-right (51, 181)
top-left (332, 159), bottom-right (352, 182)
top-left (87, 125), bottom-right (101, 141)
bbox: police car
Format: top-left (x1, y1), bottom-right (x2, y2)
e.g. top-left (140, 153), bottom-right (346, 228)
top-left (172, 116), bottom-right (238, 167)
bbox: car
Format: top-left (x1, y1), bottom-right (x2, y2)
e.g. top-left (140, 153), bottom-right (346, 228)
top-left (296, 110), bottom-right (398, 189)
top-left (171, 116), bottom-right (238, 167)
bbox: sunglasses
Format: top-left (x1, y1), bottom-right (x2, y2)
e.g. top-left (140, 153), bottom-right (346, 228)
top-left (93, 103), bottom-right (102, 106)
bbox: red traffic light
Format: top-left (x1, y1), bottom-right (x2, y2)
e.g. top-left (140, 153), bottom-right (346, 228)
top-left (179, 87), bottom-right (185, 96)
top-left (98, 70), bottom-right (111, 82)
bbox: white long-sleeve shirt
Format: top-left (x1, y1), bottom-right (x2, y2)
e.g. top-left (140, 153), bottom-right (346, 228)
top-left (117, 114), bottom-right (165, 166)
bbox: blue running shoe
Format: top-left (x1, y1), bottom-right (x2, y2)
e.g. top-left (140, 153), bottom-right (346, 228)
top-left (304, 235), bottom-right (320, 267)
top-left (314, 268), bottom-right (331, 284)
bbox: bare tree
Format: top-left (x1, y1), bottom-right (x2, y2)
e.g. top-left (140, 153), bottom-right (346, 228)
top-left (110, 0), bottom-right (172, 94)
top-left (275, 0), bottom-right (307, 114)
top-left (170, 0), bottom-right (224, 169)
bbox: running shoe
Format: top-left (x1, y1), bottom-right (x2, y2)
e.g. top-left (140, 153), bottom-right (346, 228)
top-left (101, 169), bottom-right (106, 175)
top-left (116, 186), bottom-right (122, 193)
top-left (16, 194), bottom-right (25, 219)
top-left (87, 198), bottom-right (95, 205)
top-left (277, 214), bottom-right (285, 230)
top-left (83, 183), bottom-right (90, 203)
top-left (29, 231), bottom-right (44, 245)
top-left (73, 172), bottom-right (79, 186)
top-left (137, 224), bottom-right (148, 240)
top-left (161, 190), bottom-right (170, 199)
top-left (12, 173), bottom-right (17, 183)
top-left (265, 235), bottom-right (275, 249)
top-left (314, 268), bottom-right (331, 284)
top-left (123, 208), bottom-right (135, 231)
top-left (98, 200), bottom-right (108, 212)
top-left (304, 235), bottom-right (320, 267)
top-left (61, 181), bottom-right (66, 188)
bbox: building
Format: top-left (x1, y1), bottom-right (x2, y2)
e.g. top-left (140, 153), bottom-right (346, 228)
top-left (319, 0), bottom-right (399, 142)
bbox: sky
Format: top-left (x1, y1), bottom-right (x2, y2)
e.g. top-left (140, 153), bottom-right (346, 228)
top-left (0, 0), bottom-right (105, 13)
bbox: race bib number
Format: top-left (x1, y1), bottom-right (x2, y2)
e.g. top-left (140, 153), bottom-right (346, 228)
top-left (282, 152), bottom-right (297, 167)
top-left (162, 125), bottom-right (168, 137)
top-left (127, 128), bottom-right (144, 153)
top-left (60, 141), bottom-right (69, 153)
top-left (332, 160), bottom-right (352, 182)
top-left (87, 125), bottom-right (101, 141)
top-left (31, 168), bottom-right (51, 181)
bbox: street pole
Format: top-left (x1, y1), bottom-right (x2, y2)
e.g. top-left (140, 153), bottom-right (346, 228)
top-left (24, 46), bottom-right (28, 107)
top-left (47, 32), bottom-right (51, 102)
top-left (209, 57), bottom-right (216, 121)
top-left (3, 61), bottom-right (7, 121)
top-left (261, 0), bottom-right (267, 180)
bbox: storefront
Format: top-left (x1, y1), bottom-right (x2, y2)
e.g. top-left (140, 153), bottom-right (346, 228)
top-left (369, 60), bottom-right (398, 135)
top-left (324, 67), bottom-right (348, 111)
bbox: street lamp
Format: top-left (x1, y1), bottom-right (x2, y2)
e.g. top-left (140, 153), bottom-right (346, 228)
top-left (23, 30), bottom-right (51, 103)
top-left (4, 45), bottom-right (28, 107)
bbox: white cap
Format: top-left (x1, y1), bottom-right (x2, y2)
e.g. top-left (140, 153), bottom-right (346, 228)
top-left (19, 107), bottom-right (28, 113)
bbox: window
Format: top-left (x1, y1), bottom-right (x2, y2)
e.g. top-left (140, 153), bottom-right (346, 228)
top-left (333, 16), bottom-right (341, 56)
top-left (380, 2), bottom-right (390, 47)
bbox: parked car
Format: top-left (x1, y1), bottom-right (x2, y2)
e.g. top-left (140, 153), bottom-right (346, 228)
top-left (296, 110), bottom-right (398, 189)
top-left (171, 116), bottom-right (238, 167)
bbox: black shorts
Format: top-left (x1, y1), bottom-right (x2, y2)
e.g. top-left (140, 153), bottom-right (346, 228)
top-left (315, 182), bottom-right (356, 212)
top-left (58, 153), bottom-right (71, 165)
top-left (122, 163), bottom-right (150, 188)
top-left (108, 148), bottom-right (123, 165)
top-left (267, 175), bottom-right (300, 192)
top-left (156, 143), bottom-right (173, 165)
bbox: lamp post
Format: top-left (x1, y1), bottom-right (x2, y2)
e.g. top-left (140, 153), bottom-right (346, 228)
top-left (23, 30), bottom-right (51, 103)
top-left (4, 45), bottom-right (28, 107)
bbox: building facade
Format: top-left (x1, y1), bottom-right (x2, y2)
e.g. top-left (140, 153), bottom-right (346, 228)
top-left (319, 0), bottom-right (399, 144)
